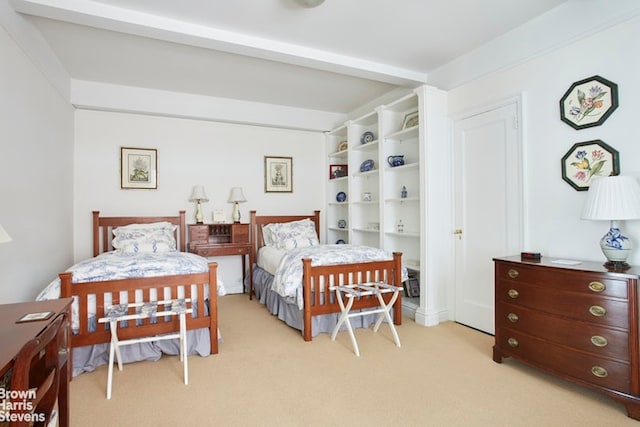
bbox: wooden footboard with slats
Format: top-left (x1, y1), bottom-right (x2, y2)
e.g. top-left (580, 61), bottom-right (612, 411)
top-left (301, 252), bottom-right (402, 341)
top-left (58, 210), bottom-right (219, 356)
top-left (250, 210), bottom-right (403, 341)
top-left (59, 264), bottom-right (219, 354)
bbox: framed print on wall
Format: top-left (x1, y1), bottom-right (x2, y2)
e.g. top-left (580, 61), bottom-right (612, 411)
top-left (559, 75), bottom-right (619, 130)
top-left (264, 156), bottom-right (293, 193)
top-left (561, 139), bottom-right (619, 191)
top-left (120, 147), bottom-right (157, 189)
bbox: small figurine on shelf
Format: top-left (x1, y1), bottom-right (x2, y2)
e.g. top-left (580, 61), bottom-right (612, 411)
top-left (397, 220), bottom-right (404, 233)
top-left (401, 186), bottom-right (407, 199)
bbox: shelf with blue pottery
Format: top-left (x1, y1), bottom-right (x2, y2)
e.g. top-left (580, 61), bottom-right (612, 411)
top-left (352, 139), bottom-right (378, 153)
top-left (328, 201), bottom-right (348, 208)
top-left (385, 162), bottom-right (419, 172)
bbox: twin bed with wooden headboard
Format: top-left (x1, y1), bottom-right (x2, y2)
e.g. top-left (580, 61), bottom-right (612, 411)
top-left (249, 210), bottom-right (404, 341)
top-left (37, 211), bottom-right (221, 376)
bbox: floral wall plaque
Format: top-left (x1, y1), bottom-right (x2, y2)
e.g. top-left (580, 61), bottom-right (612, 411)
top-left (561, 139), bottom-right (619, 191)
top-left (559, 75), bottom-right (618, 130)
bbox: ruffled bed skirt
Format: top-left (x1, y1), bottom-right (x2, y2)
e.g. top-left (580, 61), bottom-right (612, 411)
top-left (250, 266), bottom-right (391, 338)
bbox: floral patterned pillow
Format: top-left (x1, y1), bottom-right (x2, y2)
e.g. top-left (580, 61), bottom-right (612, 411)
top-left (264, 219), bottom-right (319, 250)
top-left (112, 222), bottom-right (177, 252)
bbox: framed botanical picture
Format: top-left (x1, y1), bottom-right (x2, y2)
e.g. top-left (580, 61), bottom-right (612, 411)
top-left (120, 147), bottom-right (157, 189)
top-left (559, 75), bottom-right (619, 130)
top-left (329, 164), bottom-right (348, 179)
top-left (264, 156), bottom-right (293, 193)
top-left (401, 111), bottom-right (419, 129)
top-left (561, 140), bottom-right (619, 191)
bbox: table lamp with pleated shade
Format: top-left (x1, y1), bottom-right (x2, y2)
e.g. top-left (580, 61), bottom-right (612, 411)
top-left (582, 175), bottom-right (640, 268)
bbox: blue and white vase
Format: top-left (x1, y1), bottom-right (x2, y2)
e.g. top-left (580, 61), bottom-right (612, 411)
top-left (600, 225), bottom-right (632, 266)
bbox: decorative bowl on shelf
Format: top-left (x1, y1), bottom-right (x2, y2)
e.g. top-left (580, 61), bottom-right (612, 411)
top-left (337, 140), bottom-right (348, 152)
top-left (337, 219), bottom-right (347, 229)
top-left (336, 191), bottom-right (347, 202)
top-left (360, 159), bottom-right (375, 172)
top-left (360, 131), bottom-right (374, 144)
top-left (336, 239), bottom-right (346, 244)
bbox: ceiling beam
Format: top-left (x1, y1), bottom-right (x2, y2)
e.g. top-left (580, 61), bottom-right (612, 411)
top-left (10, 0), bottom-right (428, 86)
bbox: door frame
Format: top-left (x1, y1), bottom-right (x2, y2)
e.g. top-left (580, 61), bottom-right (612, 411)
top-left (449, 93), bottom-right (526, 325)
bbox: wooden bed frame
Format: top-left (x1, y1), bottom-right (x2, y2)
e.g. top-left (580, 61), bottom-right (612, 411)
top-left (58, 210), bottom-right (219, 355)
top-left (249, 210), bottom-right (403, 341)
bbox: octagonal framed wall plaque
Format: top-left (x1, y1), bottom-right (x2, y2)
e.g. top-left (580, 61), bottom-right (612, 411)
top-left (561, 139), bottom-right (619, 191)
top-left (559, 75), bottom-right (618, 130)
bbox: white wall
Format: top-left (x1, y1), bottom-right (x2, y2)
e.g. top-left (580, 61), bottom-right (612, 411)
top-left (445, 15), bottom-right (640, 266)
top-left (0, 24), bottom-right (74, 303)
top-left (73, 110), bottom-right (325, 292)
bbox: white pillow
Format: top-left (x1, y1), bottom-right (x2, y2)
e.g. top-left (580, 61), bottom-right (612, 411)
top-left (261, 224), bottom-right (277, 246)
top-left (112, 222), bottom-right (177, 251)
top-left (266, 219), bottom-right (319, 250)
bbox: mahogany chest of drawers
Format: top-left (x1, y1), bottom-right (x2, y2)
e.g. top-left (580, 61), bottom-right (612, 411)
top-left (493, 256), bottom-right (640, 420)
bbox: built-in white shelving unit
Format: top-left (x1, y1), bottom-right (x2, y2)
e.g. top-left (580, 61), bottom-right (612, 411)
top-left (325, 85), bottom-right (449, 321)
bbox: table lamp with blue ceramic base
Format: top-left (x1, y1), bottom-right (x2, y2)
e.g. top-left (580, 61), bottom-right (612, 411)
top-left (582, 175), bottom-right (640, 270)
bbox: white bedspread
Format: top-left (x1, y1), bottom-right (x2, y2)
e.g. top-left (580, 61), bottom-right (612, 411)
top-left (37, 251), bottom-right (225, 332)
top-left (272, 244), bottom-right (405, 309)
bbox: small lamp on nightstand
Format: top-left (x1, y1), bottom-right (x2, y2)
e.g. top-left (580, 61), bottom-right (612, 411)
top-left (582, 175), bottom-right (640, 269)
top-left (189, 185), bottom-right (209, 224)
top-left (0, 224), bottom-right (12, 244)
top-left (228, 187), bottom-right (247, 223)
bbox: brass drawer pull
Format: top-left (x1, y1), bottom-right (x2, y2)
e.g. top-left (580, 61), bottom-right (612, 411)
top-left (507, 313), bottom-right (519, 323)
top-left (507, 269), bottom-right (519, 279)
top-left (590, 335), bottom-right (608, 347)
top-left (589, 305), bottom-right (606, 317)
top-left (507, 338), bottom-right (519, 347)
top-left (507, 289), bottom-right (519, 299)
top-left (588, 281), bottom-right (606, 293)
top-left (591, 366), bottom-right (608, 378)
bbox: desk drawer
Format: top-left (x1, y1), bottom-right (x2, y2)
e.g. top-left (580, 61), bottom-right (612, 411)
top-left (192, 245), bottom-right (250, 257)
top-left (189, 226), bottom-right (209, 244)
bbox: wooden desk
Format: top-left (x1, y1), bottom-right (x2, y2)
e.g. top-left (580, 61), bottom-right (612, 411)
top-left (188, 223), bottom-right (254, 298)
top-left (0, 298), bottom-right (72, 427)
top-left (188, 242), bottom-right (254, 297)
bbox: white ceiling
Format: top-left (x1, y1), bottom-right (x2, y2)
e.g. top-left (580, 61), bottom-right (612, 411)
top-left (10, 0), bottom-right (568, 114)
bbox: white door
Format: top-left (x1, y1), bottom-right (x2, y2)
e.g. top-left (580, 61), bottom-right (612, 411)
top-left (453, 100), bottom-right (523, 334)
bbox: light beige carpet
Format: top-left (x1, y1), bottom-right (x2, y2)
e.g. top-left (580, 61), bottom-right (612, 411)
top-left (69, 294), bottom-right (637, 426)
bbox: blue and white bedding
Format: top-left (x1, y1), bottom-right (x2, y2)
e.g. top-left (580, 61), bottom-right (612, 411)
top-left (37, 251), bottom-right (225, 376)
top-left (271, 244), bottom-right (406, 309)
top-left (37, 251), bottom-right (226, 333)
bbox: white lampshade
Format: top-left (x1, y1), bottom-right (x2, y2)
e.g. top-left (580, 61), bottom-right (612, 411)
top-left (189, 185), bottom-right (209, 202)
top-left (582, 175), bottom-right (640, 268)
top-left (0, 224), bottom-right (12, 244)
top-left (228, 187), bottom-right (247, 203)
top-left (582, 176), bottom-right (640, 220)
